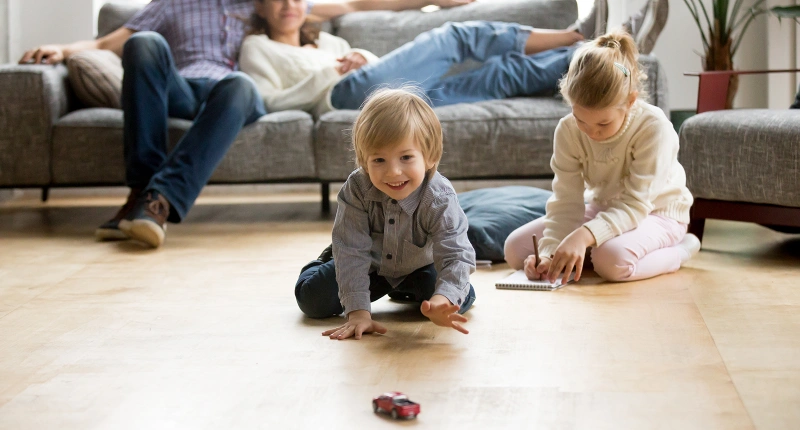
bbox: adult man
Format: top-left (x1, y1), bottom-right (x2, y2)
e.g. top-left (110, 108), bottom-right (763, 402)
top-left (19, 0), bottom-right (472, 248)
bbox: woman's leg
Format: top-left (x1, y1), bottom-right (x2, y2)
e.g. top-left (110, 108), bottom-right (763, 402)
top-left (590, 215), bottom-right (688, 282)
top-left (425, 46), bottom-right (577, 107)
top-left (504, 203), bottom-right (599, 269)
top-left (331, 21), bottom-right (533, 109)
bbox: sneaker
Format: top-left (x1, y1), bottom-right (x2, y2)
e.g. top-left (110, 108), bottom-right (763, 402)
top-left (119, 190), bottom-right (170, 248)
top-left (623, 0), bottom-right (669, 54)
top-left (317, 244), bottom-right (333, 263)
top-left (567, 0), bottom-right (608, 39)
top-left (677, 233), bottom-right (701, 264)
top-left (95, 188), bottom-right (142, 241)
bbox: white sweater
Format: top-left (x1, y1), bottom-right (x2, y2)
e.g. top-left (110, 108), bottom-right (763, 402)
top-left (539, 100), bottom-right (694, 257)
top-left (239, 32), bottom-right (379, 117)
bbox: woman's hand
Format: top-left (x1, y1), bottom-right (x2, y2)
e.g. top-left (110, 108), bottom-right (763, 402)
top-left (547, 226), bottom-right (595, 284)
top-left (336, 52), bottom-right (367, 75)
top-left (420, 294), bottom-right (469, 334)
top-left (322, 309), bottom-right (387, 340)
top-left (524, 255), bottom-right (551, 280)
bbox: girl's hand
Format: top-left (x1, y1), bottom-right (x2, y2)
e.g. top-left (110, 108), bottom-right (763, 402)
top-left (335, 52), bottom-right (367, 75)
top-left (547, 227), bottom-right (595, 284)
top-left (322, 309), bottom-right (387, 340)
top-left (420, 294), bottom-right (469, 334)
top-left (524, 255), bottom-right (551, 280)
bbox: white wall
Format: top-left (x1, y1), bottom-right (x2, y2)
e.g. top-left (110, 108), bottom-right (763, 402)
top-left (0, 0), bottom-right (8, 63)
top-left (8, 0), bottom-right (94, 61)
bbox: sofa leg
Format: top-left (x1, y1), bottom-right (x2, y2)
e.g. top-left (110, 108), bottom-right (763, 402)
top-left (41, 187), bottom-right (50, 202)
top-left (689, 218), bottom-right (705, 243)
top-left (321, 182), bottom-right (330, 214)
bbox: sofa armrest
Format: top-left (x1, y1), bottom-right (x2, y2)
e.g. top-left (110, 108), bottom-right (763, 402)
top-left (639, 55), bottom-right (669, 115)
top-left (0, 64), bottom-right (70, 186)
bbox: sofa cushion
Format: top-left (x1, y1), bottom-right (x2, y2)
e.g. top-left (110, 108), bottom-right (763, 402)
top-left (315, 97), bottom-right (571, 181)
top-left (66, 50), bottom-right (123, 108)
top-left (679, 109), bottom-right (800, 208)
top-left (97, 2), bottom-right (142, 38)
top-left (458, 186), bottom-right (552, 261)
top-left (51, 109), bottom-right (316, 185)
top-left (333, 0), bottom-right (578, 56)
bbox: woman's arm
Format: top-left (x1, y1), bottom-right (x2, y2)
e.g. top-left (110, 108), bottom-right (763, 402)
top-left (308, 0), bottom-right (473, 21)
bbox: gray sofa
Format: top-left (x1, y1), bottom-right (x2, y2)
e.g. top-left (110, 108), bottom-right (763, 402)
top-left (0, 0), bottom-right (668, 211)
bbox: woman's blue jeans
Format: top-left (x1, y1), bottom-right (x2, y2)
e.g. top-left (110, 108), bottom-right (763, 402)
top-left (121, 32), bottom-right (267, 222)
top-left (330, 21), bottom-right (576, 109)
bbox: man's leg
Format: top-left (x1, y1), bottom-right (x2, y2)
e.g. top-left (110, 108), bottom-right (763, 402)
top-left (791, 84), bottom-right (800, 109)
top-left (96, 31), bottom-right (200, 241)
top-left (330, 21), bottom-right (534, 110)
top-left (424, 46), bottom-right (576, 107)
top-left (122, 72), bottom-right (267, 248)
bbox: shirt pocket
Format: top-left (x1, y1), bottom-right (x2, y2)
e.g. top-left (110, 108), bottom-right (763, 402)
top-left (402, 239), bottom-right (432, 270)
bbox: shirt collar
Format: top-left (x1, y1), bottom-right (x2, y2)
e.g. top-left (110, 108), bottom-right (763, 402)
top-left (364, 173), bottom-right (430, 215)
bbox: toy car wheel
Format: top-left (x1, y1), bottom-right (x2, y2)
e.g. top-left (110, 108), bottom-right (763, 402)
top-left (391, 409), bottom-right (398, 419)
top-left (372, 402), bottom-right (379, 413)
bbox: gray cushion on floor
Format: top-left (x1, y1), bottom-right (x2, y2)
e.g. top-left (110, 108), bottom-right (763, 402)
top-left (315, 97), bottom-right (571, 181)
top-left (332, 0), bottom-right (578, 57)
top-left (52, 108), bottom-right (316, 185)
top-left (679, 109), bottom-right (800, 208)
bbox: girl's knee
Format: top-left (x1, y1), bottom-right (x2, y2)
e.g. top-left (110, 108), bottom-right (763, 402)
top-left (503, 237), bottom-right (526, 270)
top-left (591, 246), bottom-right (634, 282)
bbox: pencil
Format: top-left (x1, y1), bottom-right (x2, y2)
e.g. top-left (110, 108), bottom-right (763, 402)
top-left (532, 234), bottom-right (540, 267)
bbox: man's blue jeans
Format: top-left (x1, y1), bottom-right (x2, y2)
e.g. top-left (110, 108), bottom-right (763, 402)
top-left (330, 21), bottom-right (576, 109)
top-left (122, 32), bottom-right (267, 222)
top-left (295, 259), bottom-right (476, 319)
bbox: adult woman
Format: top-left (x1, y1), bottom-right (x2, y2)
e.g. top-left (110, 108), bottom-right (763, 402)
top-left (239, 0), bottom-right (592, 116)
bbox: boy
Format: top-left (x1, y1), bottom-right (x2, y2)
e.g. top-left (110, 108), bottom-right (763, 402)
top-left (294, 88), bottom-right (476, 340)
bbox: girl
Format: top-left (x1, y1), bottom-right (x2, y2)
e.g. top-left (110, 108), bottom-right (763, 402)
top-left (504, 30), bottom-right (700, 284)
top-left (238, 0), bottom-right (590, 116)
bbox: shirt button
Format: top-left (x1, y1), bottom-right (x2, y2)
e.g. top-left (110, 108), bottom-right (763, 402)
top-left (389, 219), bottom-right (395, 224)
top-left (386, 254), bottom-right (392, 260)
top-left (457, 298), bottom-right (462, 305)
top-left (390, 199), bottom-right (397, 204)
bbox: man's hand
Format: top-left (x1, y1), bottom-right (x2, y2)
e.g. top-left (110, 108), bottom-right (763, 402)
top-left (433, 0), bottom-right (475, 8)
top-left (420, 294), bottom-right (469, 334)
top-left (547, 226), bottom-right (595, 284)
top-left (19, 45), bottom-right (65, 65)
top-left (322, 309), bottom-right (387, 340)
top-left (336, 52), bottom-right (367, 75)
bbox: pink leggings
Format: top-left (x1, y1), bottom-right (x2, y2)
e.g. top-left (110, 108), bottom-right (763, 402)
top-left (504, 204), bottom-right (688, 282)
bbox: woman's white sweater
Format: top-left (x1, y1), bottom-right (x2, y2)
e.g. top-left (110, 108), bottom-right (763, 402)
top-left (239, 32), bottom-right (379, 117)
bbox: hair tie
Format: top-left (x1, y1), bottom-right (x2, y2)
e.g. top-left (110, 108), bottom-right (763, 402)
top-left (614, 62), bottom-right (629, 77)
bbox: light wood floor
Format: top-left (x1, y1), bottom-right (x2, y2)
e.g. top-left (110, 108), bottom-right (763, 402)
top-left (1, 186), bottom-right (799, 430)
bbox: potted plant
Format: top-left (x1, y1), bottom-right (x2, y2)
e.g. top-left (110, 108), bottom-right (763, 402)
top-left (683, 0), bottom-right (800, 108)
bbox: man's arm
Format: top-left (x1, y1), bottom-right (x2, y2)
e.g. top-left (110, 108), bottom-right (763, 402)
top-left (308, 0), bottom-right (473, 21)
top-left (18, 27), bottom-right (135, 65)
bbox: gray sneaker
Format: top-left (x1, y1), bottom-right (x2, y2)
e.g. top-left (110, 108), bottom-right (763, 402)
top-left (623, 0), bottom-right (669, 54)
top-left (567, 0), bottom-right (608, 39)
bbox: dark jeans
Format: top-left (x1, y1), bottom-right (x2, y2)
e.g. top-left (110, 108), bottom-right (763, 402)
top-left (792, 84), bottom-right (800, 109)
top-left (121, 32), bottom-right (267, 222)
top-left (295, 260), bottom-right (476, 319)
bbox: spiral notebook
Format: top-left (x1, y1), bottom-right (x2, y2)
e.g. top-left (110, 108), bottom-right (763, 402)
top-left (495, 270), bottom-right (573, 291)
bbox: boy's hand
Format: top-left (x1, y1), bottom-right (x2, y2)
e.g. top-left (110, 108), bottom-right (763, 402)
top-left (322, 309), bottom-right (387, 340)
top-left (420, 294), bottom-right (469, 334)
top-left (524, 255), bottom-right (551, 280)
top-left (547, 226), bottom-right (595, 284)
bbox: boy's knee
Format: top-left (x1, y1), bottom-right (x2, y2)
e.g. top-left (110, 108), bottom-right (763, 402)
top-left (294, 263), bottom-right (341, 318)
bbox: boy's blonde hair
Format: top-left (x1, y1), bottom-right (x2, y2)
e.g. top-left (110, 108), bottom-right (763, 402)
top-left (559, 30), bottom-right (647, 109)
top-left (353, 87), bottom-right (443, 173)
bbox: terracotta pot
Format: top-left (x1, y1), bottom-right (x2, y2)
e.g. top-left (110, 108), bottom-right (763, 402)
top-left (703, 20), bottom-right (738, 109)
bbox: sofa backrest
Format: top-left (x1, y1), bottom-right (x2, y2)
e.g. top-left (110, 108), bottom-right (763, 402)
top-left (333, 0), bottom-right (578, 56)
top-left (97, 0), bottom-right (578, 55)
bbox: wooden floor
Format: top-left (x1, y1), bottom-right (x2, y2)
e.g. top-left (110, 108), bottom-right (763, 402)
top-left (1, 186), bottom-right (798, 430)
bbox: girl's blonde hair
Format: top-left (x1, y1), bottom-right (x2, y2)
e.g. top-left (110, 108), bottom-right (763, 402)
top-left (353, 87), bottom-right (443, 173)
top-left (559, 30), bottom-right (647, 109)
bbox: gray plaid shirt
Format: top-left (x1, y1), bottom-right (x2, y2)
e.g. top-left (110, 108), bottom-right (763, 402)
top-left (125, 0), bottom-right (312, 80)
top-left (332, 169), bottom-right (476, 315)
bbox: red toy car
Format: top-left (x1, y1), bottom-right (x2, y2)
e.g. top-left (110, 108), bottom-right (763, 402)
top-left (372, 392), bottom-right (420, 419)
